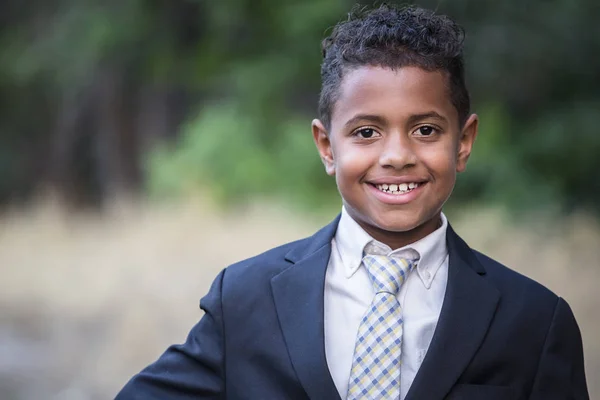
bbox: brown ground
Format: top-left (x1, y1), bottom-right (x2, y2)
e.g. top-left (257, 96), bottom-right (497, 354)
top-left (0, 199), bottom-right (598, 399)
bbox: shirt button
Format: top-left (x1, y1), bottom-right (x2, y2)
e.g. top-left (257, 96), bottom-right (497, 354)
top-left (423, 271), bottom-right (431, 280)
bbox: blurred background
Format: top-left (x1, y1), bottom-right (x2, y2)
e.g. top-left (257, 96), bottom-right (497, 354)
top-left (0, 0), bottom-right (599, 398)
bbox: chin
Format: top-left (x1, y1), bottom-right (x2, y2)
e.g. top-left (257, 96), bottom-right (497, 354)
top-left (371, 215), bottom-right (423, 233)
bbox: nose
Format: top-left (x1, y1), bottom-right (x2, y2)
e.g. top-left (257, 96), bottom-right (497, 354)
top-left (378, 133), bottom-right (417, 169)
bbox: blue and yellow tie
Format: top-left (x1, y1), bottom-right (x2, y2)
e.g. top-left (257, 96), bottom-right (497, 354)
top-left (347, 253), bottom-right (416, 400)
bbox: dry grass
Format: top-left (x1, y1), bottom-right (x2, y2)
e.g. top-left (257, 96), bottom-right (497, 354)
top-left (0, 198), bottom-right (598, 399)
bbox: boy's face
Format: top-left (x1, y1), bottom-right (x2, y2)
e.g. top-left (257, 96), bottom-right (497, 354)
top-left (313, 66), bottom-right (478, 249)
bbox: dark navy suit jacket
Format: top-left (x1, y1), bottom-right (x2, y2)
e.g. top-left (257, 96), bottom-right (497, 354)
top-left (116, 216), bottom-right (589, 399)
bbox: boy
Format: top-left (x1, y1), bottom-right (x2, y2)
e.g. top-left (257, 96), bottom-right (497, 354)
top-left (117, 5), bottom-right (588, 399)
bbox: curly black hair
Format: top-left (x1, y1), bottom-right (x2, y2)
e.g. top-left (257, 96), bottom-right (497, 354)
top-left (319, 4), bottom-right (470, 129)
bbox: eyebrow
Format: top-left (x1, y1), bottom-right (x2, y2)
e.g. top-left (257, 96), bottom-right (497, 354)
top-left (406, 111), bottom-right (448, 126)
top-left (343, 111), bottom-right (448, 130)
top-left (343, 114), bottom-right (388, 129)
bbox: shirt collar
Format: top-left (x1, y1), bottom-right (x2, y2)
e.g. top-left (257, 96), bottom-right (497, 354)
top-left (335, 207), bottom-right (449, 289)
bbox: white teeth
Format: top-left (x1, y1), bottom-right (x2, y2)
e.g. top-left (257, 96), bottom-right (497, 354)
top-left (375, 182), bottom-right (420, 194)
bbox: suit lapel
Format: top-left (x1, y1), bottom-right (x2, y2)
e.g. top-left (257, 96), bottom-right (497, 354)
top-left (270, 217), bottom-right (342, 400)
top-left (405, 225), bottom-right (500, 400)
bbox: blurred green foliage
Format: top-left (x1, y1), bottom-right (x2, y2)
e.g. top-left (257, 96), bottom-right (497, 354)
top-left (147, 102), bottom-right (337, 210)
top-left (1, 0), bottom-right (600, 214)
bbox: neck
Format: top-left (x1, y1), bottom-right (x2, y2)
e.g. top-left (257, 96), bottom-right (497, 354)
top-left (357, 213), bottom-right (442, 250)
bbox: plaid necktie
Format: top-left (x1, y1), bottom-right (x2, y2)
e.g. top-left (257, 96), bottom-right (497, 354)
top-left (346, 253), bottom-right (416, 400)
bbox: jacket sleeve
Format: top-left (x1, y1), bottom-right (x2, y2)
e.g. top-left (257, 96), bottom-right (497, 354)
top-left (529, 297), bottom-right (589, 400)
top-left (115, 269), bottom-right (226, 400)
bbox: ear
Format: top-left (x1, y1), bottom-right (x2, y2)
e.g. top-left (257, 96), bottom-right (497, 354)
top-left (456, 113), bottom-right (479, 173)
top-left (312, 119), bottom-right (336, 176)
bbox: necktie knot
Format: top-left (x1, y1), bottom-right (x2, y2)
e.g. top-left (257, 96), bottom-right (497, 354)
top-left (362, 254), bottom-right (415, 295)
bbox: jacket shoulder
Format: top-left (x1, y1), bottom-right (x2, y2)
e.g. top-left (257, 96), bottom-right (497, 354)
top-left (473, 250), bottom-right (559, 306)
top-left (222, 216), bottom-right (339, 284)
top-left (221, 234), bottom-right (320, 292)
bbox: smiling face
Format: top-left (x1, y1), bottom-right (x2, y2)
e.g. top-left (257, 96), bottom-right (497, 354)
top-left (313, 66), bottom-right (478, 249)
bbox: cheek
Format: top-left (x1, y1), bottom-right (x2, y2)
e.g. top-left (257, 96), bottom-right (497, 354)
top-left (421, 145), bottom-right (457, 175)
top-left (336, 145), bottom-right (373, 177)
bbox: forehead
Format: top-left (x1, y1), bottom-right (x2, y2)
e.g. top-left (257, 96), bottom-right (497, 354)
top-left (330, 66), bottom-right (458, 129)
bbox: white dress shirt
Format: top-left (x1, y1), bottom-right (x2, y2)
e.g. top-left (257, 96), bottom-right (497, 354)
top-left (324, 207), bottom-right (449, 400)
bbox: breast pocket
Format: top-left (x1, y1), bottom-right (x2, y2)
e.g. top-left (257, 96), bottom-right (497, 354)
top-left (445, 384), bottom-right (516, 400)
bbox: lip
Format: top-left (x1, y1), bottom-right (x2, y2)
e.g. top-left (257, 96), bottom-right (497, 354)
top-left (366, 181), bottom-right (426, 205)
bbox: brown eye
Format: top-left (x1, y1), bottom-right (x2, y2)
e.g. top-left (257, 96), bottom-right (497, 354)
top-left (357, 128), bottom-right (375, 138)
top-left (418, 126), bottom-right (435, 136)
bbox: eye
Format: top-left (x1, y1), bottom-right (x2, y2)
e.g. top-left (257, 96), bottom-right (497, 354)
top-left (354, 127), bottom-right (378, 139)
top-left (414, 125), bottom-right (437, 136)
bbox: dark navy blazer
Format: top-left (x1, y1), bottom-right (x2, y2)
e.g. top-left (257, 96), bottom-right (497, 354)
top-left (116, 216), bottom-right (589, 399)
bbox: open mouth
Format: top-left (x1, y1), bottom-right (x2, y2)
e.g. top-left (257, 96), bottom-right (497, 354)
top-left (372, 182), bottom-right (422, 195)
